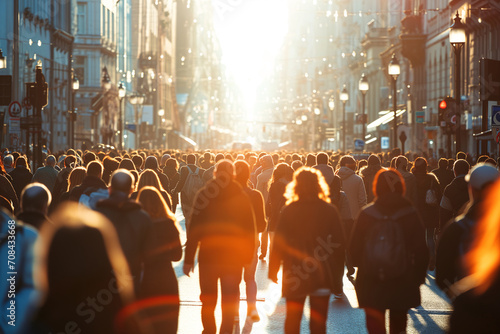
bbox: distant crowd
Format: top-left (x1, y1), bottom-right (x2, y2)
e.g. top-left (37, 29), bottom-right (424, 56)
top-left (1, 146), bottom-right (500, 334)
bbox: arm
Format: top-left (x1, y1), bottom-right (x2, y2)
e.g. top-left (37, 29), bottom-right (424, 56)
top-left (268, 208), bottom-right (287, 282)
top-left (357, 177), bottom-right (367, 211)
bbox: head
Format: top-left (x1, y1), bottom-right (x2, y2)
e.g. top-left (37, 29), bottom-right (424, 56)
top-left (214, 160), bottom-right (234, 180)
top-left (132, 155), bottom-right (144, 170)
top-left (3, 154), bottom-right (13, 168)
top-left (411, 157), bottom-right (427, 174)
top-left (144, 156), bottom-right (159, 171)
top-left (203, 152), bottom-right (212, 162)
top-left (186, 154), bottom-right (196, 165)
top-left (285, 167), bottom-right (330, 205)
top-left (367, 154), bottom-right (381, 167)
top-left (373, 169), bottom-right (406, 198)
top-left (260, 155), bottom-right (274, 170)
top-left (456, 151), bottom-right (467, 160)
top-left (15, 156), bottom-right (27, 168)
top-left (465, 163), bottom-right (499, 202)
top-left (83, 151), bottom-right (96, 166)
top-left (453, 159), bottom-right (470, 177)
top-left (35, 203), bottom-right (133, 316)
top-left (118, 158), bottom-right (136, 171)
top-left (438, 158), bottom-right (448, 169)
top-left (137, 169), bottom-right (163, 192)
top-left (291, 160), bottom-right (303, 171)
top-left (64, 155), bottom-right (76, 168)
top-left (45, 155), bottom-right (56, 167)
top-left (270, 163), bottom-right (294, 186)
top-left (67, 167), bottom-right (86, 192)
top-left (102, 156), bottom-right (119, 173)
top-left (305, 154), bottom-right (317, 167)
top-left (21, 183), bottom-right (52, 215)
top-left (339, 155), bottom-right (356, 171)
top-left (137, 186), bottom-right (177, 223)
top-left (316, 152), bottom-right (329, 165)
top-left (109, 169), bottom-right (135, 196)
top-left (165, 158), bottom-right (179, 171)
top-left (86, 161), bottom-right (103, 179)
top-left (215, 153), bottom-right (225, 164)
top-left (160, 154), bottom-right (171, 166)
top-left (234, 160), bottom-right (250, 187)
top-left (395, 155), bottom-right (409, 171)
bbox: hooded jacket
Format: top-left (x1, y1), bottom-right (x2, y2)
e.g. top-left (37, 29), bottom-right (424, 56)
top-left (337, 166), bottom-right (367, 220)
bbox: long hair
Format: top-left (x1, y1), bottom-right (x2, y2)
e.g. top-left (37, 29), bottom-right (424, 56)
top-left (373, 168), bottom-right (406, 198)
top-left (465, 179), bottom-right (500, 294)
top-left (67, 167), bottom-right (86, 192)
top-left (268, 163), bottom-right (294, 191)
top-left (137, 186), bottom-right (179, 228)
top-left (137, 169), bottom-right (164, 192)
top-left (284, 167), bottom-right (330, 205)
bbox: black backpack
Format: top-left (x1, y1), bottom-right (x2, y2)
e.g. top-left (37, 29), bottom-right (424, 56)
top-left (362, 205), bottom-right (415, 281)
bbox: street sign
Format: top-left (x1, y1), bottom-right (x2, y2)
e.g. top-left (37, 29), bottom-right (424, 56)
top-left (416, 111), bottom-right (425, 123)
top-left (8, 101), bottom-right (21, 117)
top-left (9, 117), bottom-right (20, 134)
top-left (491, 105), bottom-right (500, 127)
top-left (354, 139), bottom-right (365, 151)
top-left (381, 136), bottom-right (390, 150)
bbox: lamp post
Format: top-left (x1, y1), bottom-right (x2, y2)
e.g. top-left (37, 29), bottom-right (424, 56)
top-left (70, 73), bottom-right (79, 148)
top-left (450, 12), bottom-right (466, 155)
top-left (340, 85), bottom-right (349, 152)
top-left (0, 49), bottom-right (7, 69)
top-left (388, 54), bottom-right (400, 149)
top-left (359, 73), bottom-right (369, 143)
top-left (118, 83), bottom-right (126, 151)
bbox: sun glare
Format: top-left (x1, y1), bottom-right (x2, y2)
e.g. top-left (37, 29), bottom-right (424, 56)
top-left (213, 0), bottom-right (289, 122)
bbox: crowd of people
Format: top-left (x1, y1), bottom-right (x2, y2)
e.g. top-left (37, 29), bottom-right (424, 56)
top-left (1, 146), bottom-right (500, 333)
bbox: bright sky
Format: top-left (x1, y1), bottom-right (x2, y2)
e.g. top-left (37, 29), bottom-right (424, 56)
top-left (213, 0), bottom-right (289, 121)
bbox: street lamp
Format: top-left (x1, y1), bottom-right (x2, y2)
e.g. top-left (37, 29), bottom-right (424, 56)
top-left (118, 82), bottom-right (126, 150)
top-left (450, 12), bottom-right (466, 155)
top-left (340, 85), bottom-right (349, 152)
top-left (359, 73), bottom-right (369, 143)
top-left (70, 72), bottom-right (79, 148)
top-left (388, 54), bottom-right (400, 149)
top-left (0, 49), bottom-right (6, 69)
top-left (102, 66), bottom-right (111, 91)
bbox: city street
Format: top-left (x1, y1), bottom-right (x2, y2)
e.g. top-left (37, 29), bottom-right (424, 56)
top-left (174, 209), bottom-right (453, 334)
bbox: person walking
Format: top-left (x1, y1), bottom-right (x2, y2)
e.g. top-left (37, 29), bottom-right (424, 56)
top-left (360, 154), bottom-right (384, 204)
top-left (395, 156), bottom-right (418, 205)
top-left (256, 155), bottom-right (274, 260)
top-left (336, 155), bottom-right (367, 221)
top-left (269, 167), bottom-right (345, 334)
top-left (17, 183), bottom-right (51, 230)
top-left (32, 155), bottom-right (58, 193)
top-left (431, 158), bottom-right (454, 194)
top-left (9, 156), bottom-right (33, 199)
top-left (411, 157), bottom-right (442, 270)
top-left (439, 159), bottom-right (470, 231)
top-left (183, 160), bottom-right (256, 334)
top-left (349, 169), bottom-right (428, 334)
top-left (234, 160), bottom-right (267, 322)
top-left (137, 186), bottom-right (182, 333)
top-left (436, 163), bottom-right (499, 299)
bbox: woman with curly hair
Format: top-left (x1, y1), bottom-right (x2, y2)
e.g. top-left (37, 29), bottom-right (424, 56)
top-left (269, 167), bottom-right (345, 333)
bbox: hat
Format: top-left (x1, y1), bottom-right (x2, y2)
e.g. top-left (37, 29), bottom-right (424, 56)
top-left (465, 163), bottom-right (499, 190)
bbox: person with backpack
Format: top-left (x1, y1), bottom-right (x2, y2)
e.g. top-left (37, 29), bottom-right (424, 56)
top-left (173, 154), bottom-right (206, 226)
top-left (349, 169), bottom-right (428, 334)
top-left (436, 163), bottom-right (499, 299)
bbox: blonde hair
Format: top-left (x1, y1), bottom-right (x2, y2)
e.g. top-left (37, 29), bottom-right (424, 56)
top-left (136, 169), bottom-right (164, 192)
top-left (137, 186), bottom-right (180, 230)
top-left (284, 166), bottom-right (330, 205)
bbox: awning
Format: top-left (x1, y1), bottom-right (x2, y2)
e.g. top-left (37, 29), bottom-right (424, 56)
top-left (367, 109), bottom-right (406, 132)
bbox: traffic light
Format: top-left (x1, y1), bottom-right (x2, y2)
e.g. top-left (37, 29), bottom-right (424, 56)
top-left (438, 97), bottom-right (455, 128)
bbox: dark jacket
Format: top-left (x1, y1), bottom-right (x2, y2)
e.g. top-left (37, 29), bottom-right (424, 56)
top-left (242, 186), bottom-right (267, 233)
top-left (269, 199), bottom-right (345, 298)
top-left (440, 175), bottom-right (469, 229)
top-left (95, 194), bottom-right (156, 296)
top-left (9, 166), bottom-right (33, 198)
top-left (431, 167), bottom-right (454, 193)
top-left (349, 193), bottom-right (428, 310)
top-left (266, 179), bottom-right (288, 232)
top-left (17, 210), bottom-right (48, 230)
top-left (413, 171), bottom-right (441, 228)
top-left (184, 179), bottom-right (256, 268)
top-left (69, 176), bottom-right (107, 202)
top-left (0, 174), bottom-right (19, 212)
top-left (360, 164), bottom-right (383, 203)
top-left (436, 202), bottom-right (480, 297)
top-left (52, 167), bottom-right (72, 201)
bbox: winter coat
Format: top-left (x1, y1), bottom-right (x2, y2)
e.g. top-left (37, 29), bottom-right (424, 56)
top-left (337, 166), bottom-right (367, 220)
top-left (440, 176), bottom-right (469, 229)
top-left (413, 171), bottom-right (441, 228)
top-left (266, 179), bottom-right (288, 232)
top-left (349, 193), bottom-right (428, 310)
top-left (68, 175), bottom-right (108, 202)
top-left (431, 167), bottom-right (454, 193)
top-left (269, 199), bottom-right (345, 298)
top-left (360, 164), bottom-right (384, 203)
top-left (184, 179), bottom-right (256, 268)
top-left (9, 166), bottom-right (33, 199)
top-left (0, 174), bottom-right (19, 213)
top-left (32, 166), bottom-right (58, 193)
top-left (0, 211), bottom-right (38, 333)
top-left (95, 194), bottom-right (156, 296)
top-left (436, 202), bottom-right (480, 296)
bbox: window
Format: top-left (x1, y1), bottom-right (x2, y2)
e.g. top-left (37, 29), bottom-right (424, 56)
top-left (77, 3), bottom-right (86, 34)
top-left (74, 56), bottom-right (86, 86)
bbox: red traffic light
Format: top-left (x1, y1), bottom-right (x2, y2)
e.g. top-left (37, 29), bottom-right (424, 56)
top-left (439, 100), bottom-right (447, 109)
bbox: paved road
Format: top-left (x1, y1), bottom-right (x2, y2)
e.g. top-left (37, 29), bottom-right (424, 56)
top-left (174, 208), bottom-right (452, 333)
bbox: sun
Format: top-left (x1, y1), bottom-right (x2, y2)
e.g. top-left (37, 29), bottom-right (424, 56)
top-left (213, 0), bottom-right (289, 122)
